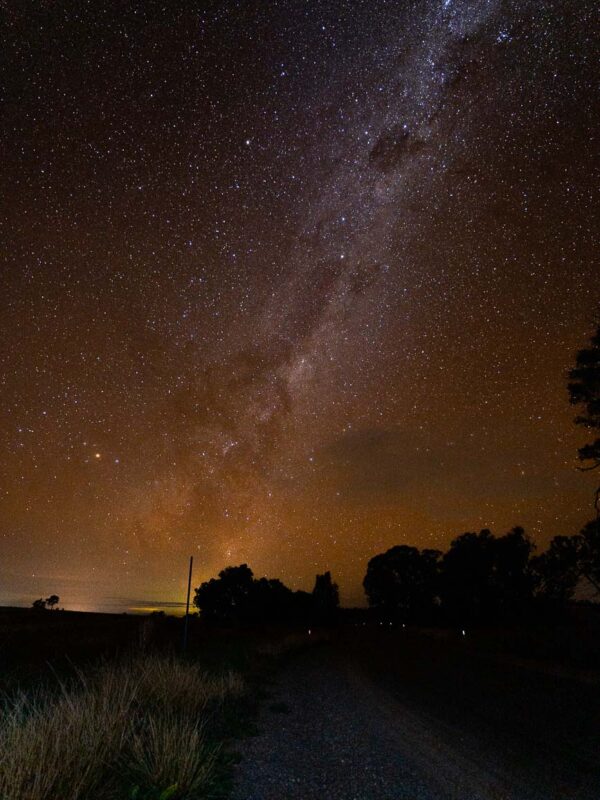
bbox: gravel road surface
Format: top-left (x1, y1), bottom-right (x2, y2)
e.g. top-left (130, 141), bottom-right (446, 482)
top-left (232, 642), bottom-right (599, 800)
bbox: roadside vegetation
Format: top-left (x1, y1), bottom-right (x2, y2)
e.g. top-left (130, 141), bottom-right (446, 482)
top-left (0, 654), bottom-right (244, 800)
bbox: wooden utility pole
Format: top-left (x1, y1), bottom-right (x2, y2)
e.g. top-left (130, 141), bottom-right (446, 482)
top-left (182, 555), bottom-right (193, 654)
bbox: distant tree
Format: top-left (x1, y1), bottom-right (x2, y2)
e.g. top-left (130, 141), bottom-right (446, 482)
top-left (193, 565), bottom-right (315, 625)
top-left (439, 528), bottom-right (534, 624)
top-left (45, 594), bottom-right (60, 610)
top-left (193, 564), bottom-right (255, 624)
top-left (492, 527), bottom-right (536, 616)
top-left (32, 598), bottom-right (47, 610)
top-left (311, 571), bottom-right (339, 624)
top-left (363, 545), bottom-right (440, 623)
top-left (578, 519), bottom-right (600, 596)
top-left (530, 535), bottom-right (581, 603)
top-left (568, 322), bottom-right (600, 514)
top-left (291, 589), bottom-right (313, 623)
top-left (528, 521), bottom-right (600, 603)
top-left (252, 577), bottom-right (295, 623)
top-left (440, 530), bottom-right (496, 624)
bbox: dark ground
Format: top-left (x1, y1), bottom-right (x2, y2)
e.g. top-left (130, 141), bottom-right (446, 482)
top-left (1, 608), bottom-right (599, 798)
top-left (233, 629), bottom-right (600, 800)
top-left (0, 606), bottom-right (244, 691)
top-left (0, 606), bottom-right (140, 691)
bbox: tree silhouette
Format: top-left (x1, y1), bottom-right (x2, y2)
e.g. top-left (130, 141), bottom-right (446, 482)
top-left (439, 531), bottom-right (496, 624)
top-left (363, 545), bottom-right (440, 623)
top-left (492, 527), bottom-right (536, 617)
top-left (439, 528), bottom-right (534, 624)
top-left (193, 564), bottom-right (255, 624)
top-left (312, 571), bottom-right (339, 624)
top-left (45, 594), bottom-right (60, 610)
top-left (529, 520), bottom-right (600, 602)
top-left (252, 577), bottom-right (295, 623)
top-left (568, 322), bottom-right (600, 514)
top-left (530, 535), bottom-right (581, 603)
top-left (578, 519), bottom-right (600, 596)
top-left (32, 598), bottom-right (47, 610)
top-left (193, 565), bottom-right (320, 625)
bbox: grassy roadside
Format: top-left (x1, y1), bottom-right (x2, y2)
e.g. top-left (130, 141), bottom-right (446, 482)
top-left (0, 626), bottom-right (324, 800)
top-left (0, 653), bottom-right (247, 800)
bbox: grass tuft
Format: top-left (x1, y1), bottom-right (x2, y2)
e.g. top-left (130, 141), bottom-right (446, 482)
top-left (0, 655), bottom-right (244, 800)
top-left (127, 712), bottom-right (217, 799)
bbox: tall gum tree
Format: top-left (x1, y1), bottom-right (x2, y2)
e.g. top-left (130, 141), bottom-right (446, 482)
top-left (568, 322), bottom-right (600, 515)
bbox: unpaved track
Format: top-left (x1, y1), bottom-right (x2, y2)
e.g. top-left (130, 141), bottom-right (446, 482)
top-left (232, 645), bottom-right (599, 800)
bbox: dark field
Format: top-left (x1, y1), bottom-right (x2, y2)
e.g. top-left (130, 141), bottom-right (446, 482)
top-left (0, 606), bottom-right (264, 687)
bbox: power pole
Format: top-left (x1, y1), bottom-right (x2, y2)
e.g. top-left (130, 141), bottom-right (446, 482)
top-left (182, 555), bottom-right (193, 654)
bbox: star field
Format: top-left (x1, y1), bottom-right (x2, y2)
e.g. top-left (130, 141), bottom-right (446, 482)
top-left (1, 0), bottom-right (598, 610)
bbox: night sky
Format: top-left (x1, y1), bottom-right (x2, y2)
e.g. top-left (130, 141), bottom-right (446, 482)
top-left (1, 0), bottom-right (598, 611)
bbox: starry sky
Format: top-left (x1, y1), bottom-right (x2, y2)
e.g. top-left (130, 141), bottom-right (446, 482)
top-left (1, 0), bottom-right (598, 611)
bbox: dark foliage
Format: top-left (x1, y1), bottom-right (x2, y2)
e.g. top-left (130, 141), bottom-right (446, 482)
top-left (579, 518), bottom-right (600, 595)
top-left (568, 322), bottom-right (600, 512)
top-left (364, 519), bottom-right (600, 625)
top-left (193, 565), bottom-right (256, 625)
top-left (439, 527), bottom-right (535, 624)
top-left (311, 571), bottom-right (339, 625)
top-left (192, 526), bottom-right (600, 630)
top-left (193, 564), bottom-right (334, 625)
top-left (364, 528), bottom-right (543, 626)
top-left (32, 594), bottom-right (61, 611)
top-left (530, 535), bottom-right (580, 603)
top-left (363, 545), bottom-right (440, 623)
top-left (528, 519), bottom-right (600, 603)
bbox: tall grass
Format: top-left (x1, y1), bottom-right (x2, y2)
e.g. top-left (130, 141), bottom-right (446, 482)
top-left (128, 711), bottom-right (216, 797)
top-left (0, 655), bottom-right (244, 800)
top-left (134, 654), bottom-right (243, 717)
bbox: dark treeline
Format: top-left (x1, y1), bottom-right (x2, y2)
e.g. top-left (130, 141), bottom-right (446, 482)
top-left (364, 520), bottom-right (600, 626)
top-left (191, 519), bottom-right (599, 628)
top-left (193, 564), bottom-right (339, 626)
top-left (192, 320), bottom-right (600, 628)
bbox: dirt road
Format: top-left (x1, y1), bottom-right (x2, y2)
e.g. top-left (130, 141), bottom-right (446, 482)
top-left (232, 639), bottom-right (600, 800)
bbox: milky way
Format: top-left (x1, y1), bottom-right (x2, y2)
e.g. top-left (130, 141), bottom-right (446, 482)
top-left (1, 0), bottom-right (598, 610)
